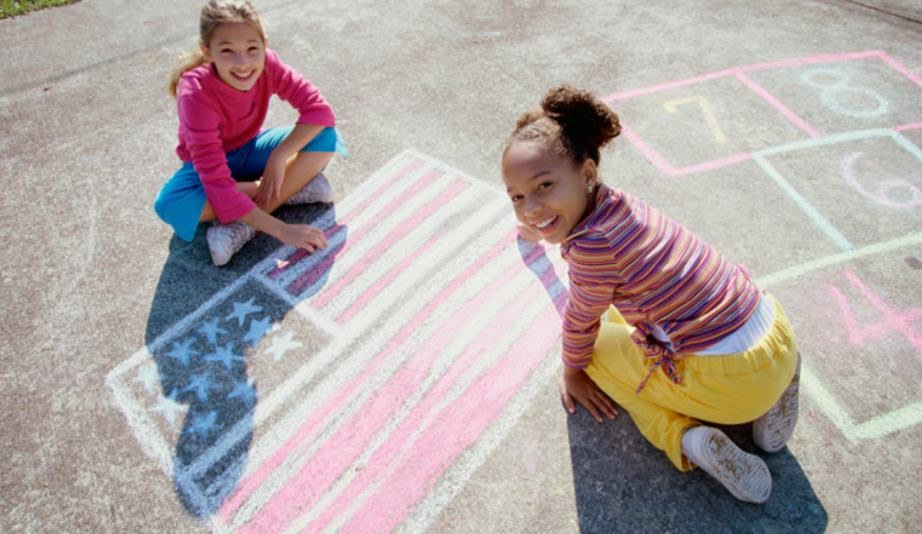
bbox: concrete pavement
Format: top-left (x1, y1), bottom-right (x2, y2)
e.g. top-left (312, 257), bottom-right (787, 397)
top-left (2, 1), bottom-right (921, 532)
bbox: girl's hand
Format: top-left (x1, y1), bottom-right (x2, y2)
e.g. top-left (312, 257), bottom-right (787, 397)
top-left (277, 223), bottom-right (328, 253)
top-left (255, 154), bottom-right (287, 208)
top-left (560, 366), bottom-right (618, 423)
top-left (516, 223), bottom-right (542, 242)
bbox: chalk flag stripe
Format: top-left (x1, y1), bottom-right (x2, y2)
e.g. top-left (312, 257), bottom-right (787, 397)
top-left (273, 165), bottom-right (443, 289)
top-left (266, 155), bottom-right (424, 282)
top-left (303, 281), bottom-right (551, 532)
top-left (311, 176), bottom-right (467, 311)
top-left (217, 227), bottom-right (520, 524)
top-left (235, 240), bottom-right (537, 531)
top-left (332, 285), bottom-right (562, 532)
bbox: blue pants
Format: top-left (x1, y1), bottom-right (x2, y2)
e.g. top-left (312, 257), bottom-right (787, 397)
top-left (154, 126), bottom-right (342, 241)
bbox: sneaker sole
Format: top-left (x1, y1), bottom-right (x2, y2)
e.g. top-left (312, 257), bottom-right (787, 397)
top-left (690, 428), bottom-right (772, 504)
top-left (753, 353), bottom-right (801, 453)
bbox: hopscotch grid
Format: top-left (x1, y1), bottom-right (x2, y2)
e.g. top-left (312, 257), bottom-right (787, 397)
top-left (221, 222), bottom-right (524, 529)
top-left (283, 256), bottom-right (549, 532)
top-left (311, 282), bottom-right (555, 532)
top-left (604, 51), bottom-right (922, 176)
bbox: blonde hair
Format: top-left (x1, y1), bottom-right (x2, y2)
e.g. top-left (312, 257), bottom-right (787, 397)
top-left (168, 0), bottom-right (267, 97)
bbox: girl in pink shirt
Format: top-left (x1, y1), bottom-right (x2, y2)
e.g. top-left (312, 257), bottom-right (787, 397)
top-left (154, 0), bottom-right (343, 265)
top-left (502, 85), bottom-right (800, 504)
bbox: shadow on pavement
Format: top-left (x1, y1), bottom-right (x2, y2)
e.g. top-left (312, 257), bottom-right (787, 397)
top-left (567, 410), bottom-right (828, 533)
top-left (143, 203), bottom-right (343, 518)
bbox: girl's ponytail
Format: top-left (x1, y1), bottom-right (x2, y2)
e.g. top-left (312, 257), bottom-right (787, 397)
top-left (168, 49), bottom-right (206, 97)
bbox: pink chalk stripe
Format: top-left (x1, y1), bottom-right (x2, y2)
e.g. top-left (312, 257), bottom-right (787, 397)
top-left (312, 178), bottom-right (467, 311)
top-left (239, 239), bottom-right (530, 533)
top-left (620, 124), bottom-right (678, 175)
top-left (895, 123), bottom-right (922, 132)
top-left (286, 228), bottom-right (348, 296)
top-left (267, 158), bottom-right (423, 279)
top-left (267, 224), bottom-right (343, 279)
top-left (603, 50), bottom-right (882, 102)
top-left (334, 288), bottom-right (561, 533)
top-left (673, 152), bottom-right (753, 176)
top-left (735, 72), bottom-right (821, 138)
top-left (308, 281), bottom-right (549, 532)
top-left (217, 229), bottom-right (517, 524)
top-left (336, 232), bottom-right (443, 323)
top-left (876, 51), bottom-right (922, 88)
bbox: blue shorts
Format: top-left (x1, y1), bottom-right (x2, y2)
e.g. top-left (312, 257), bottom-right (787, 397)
top-left (153, 126), bottom-right (344, 242)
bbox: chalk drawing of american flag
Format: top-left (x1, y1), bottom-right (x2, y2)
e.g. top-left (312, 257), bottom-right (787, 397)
top-left (107, 149), bottom-right (568, 532)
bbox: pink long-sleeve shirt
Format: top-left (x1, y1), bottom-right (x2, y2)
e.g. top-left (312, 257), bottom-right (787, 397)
top-left (175, 49), bottom-right (336, 223)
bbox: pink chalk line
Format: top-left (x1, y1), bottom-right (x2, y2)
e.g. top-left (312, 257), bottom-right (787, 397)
top-left (286, 225), bottom-right (348, 295)
top-left (267, 157), bottom-right (424, 279)
top-left (829, 270), bottom-right (922, 358)
top-left (217, 228), bottom-right (518, 524)
top-left (310, 177), bottom-right (467, 312)
top-left (735, 72), bottom-right (821, 138)
top-left (238, 236), bottom-right (539, 532)
top-left (895, 123), bottom-right (922, 132)
top-left (620, 124), bottom-right (752, 176)
top-left (305, 281), bottom-right (551, 532)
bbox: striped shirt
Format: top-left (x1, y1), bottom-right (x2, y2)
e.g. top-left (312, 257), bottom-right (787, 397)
top-left (560, 185), bottom-right (760, 392)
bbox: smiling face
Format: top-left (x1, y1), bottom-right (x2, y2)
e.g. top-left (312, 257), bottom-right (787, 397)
top-left (201, 21), bottom-right (266, 92)
top-left (502, 139), bottom-right (597, 244)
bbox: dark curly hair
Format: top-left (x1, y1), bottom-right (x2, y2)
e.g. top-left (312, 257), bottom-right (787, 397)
top-left (504, 85), bottom-right (621, 166)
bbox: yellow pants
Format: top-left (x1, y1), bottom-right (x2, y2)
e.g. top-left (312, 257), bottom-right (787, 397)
top-left (585, 296), bottom-right (798, 472)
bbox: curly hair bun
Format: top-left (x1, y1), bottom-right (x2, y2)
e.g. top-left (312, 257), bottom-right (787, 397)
top-left (541, 85), bottom-right (621, 161)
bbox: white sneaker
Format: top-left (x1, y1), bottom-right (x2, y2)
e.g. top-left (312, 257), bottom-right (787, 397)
top-left (681, 426), bottom-right (772, 504)
top-left (753, 354), bottom-right (801, 453)
top-left (206, 221), bottom-right (257, 266)
top-left (286, 173), bottom-right (334, 205)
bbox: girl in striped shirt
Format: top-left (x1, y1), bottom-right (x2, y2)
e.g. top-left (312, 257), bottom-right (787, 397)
top-left (501, 85), bottom-right (800, 504)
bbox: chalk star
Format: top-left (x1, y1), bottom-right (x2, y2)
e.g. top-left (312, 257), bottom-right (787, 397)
top-left (163, 338), bottom-right (199, 366)
top-left (226, 298), bottom-right (263, 328)
top-left (183, 372), bottom-right (217, 402)
top-left (149, 392), bottom-right (186, 427)
top-left (228, 379), bottom-right (257, 408)
top-left (204, 343), bottom-right (244, 371)
top-left (133, 363), bottom-right (159, 394)
top-left (188, 410), bottom-right (218, 437)
top-left (199, 318), bottom-right (228, 346)
top-left (243, 316), bottom-right (274, 347)
top-left (263, 331), bottom-right (302, 362)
